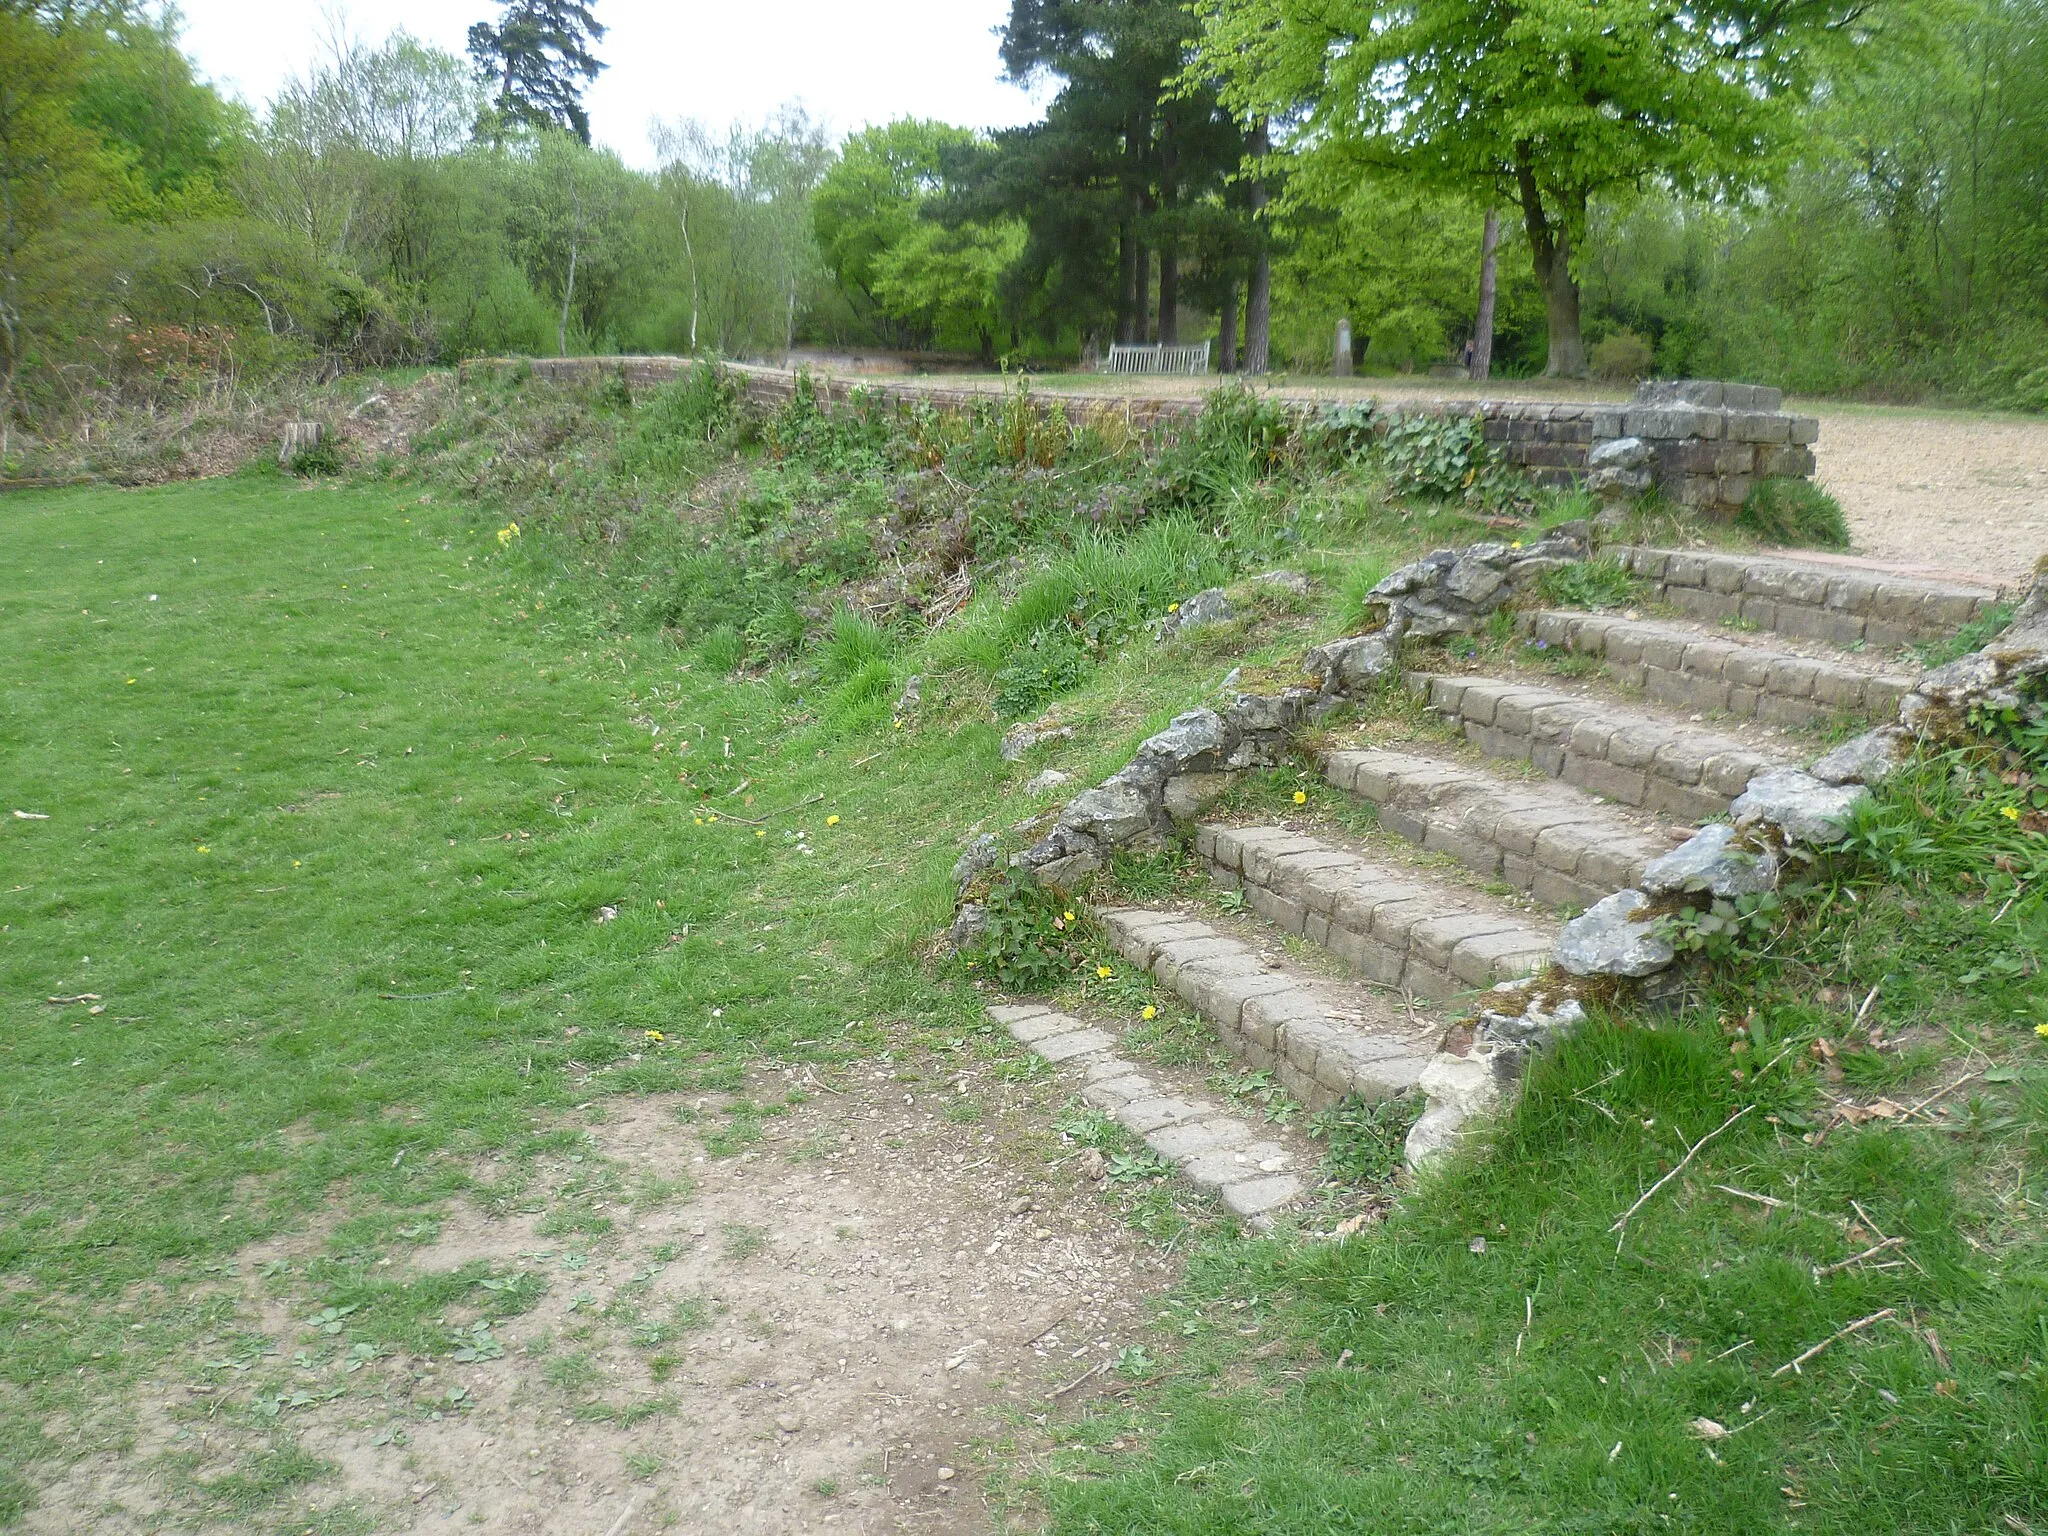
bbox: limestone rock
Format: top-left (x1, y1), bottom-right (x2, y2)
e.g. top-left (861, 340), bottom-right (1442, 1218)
top-left (951, 833), bottom-right (1000, 888)
top-left (1163, 772), bottom-right (1234, 821)
top-left (1249, 570), bottom-right (1311, 595)
top-left (1640, 823), bottom-right (1780, 899)
top-left (1730, 767), bottom-right (1867, 847)
top-left (1554, 890), bottom-right (1677, 978)
top-left (1158, 588), bottom-right (1233, 639)
top-left (1024, 768), bottom-right (1074, 796)
top-left (1134, 709), bottom-right (1231, 772)
top-left (1810, 725), bottom-right (1912, 787)
top-left (894, 675), bottom-right (923, 714)
top-left (1588, 435), bottom-right (1653, 471)
top-left (1303, 630), bottom-right (1400, 695)
top-left (1057, 777), bottom-right (1156, 843)
top-left (1445, 554), bottom-right (1507, 606)
top-left (948, 902), bottom-right (988, 949)
top-left (1000, 720), bottom-right (1074, 762)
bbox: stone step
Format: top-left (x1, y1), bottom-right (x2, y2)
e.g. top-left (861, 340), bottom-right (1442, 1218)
top-left (986, 1002), bottom-right (1307, 1222)
top-left (1410, 672), bottom-right (1793, 822)
top-left (1189, 826), bottom-right (1555, 998)
top-left (1521, 609), bottom-right (1916, 727)
top-left (1320, 744), bottom-right (1686, 910)
top-left (1609, 545), bottom-right (2001, 648)
top-left (1097, 907), bottom-right (1440, 1110)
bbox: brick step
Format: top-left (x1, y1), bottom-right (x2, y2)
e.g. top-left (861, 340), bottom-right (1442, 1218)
top-left (1521, 609), bottom-right (1915, 726)
top-left (1097, 907), bottom-right (1439, 1110)
top-left (986, 1002), bottom-right (1308, 1221)
top-left (1190, 825), bottom-right (1555, 998)
top-left (1320, 744), bottom-right (1686, 910)
top-left (1609, 545), bottom-right (2001, 648)
top-left (1410, 672), bottom-right (1794, 822)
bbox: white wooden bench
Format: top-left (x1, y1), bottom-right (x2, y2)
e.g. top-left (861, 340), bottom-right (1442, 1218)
top-left (1104, 341), bottom-right (1211, 375)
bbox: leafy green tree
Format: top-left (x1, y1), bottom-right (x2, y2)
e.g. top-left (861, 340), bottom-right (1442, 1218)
top-left (1196, 0), bottom-right (1878, 374)
top-left (871, 217), bottom-right (1027, 361)
top-left (468, 0), bottom-right (605, 144)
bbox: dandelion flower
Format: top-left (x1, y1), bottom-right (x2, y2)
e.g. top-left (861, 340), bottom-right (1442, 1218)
top-left (1063, 911), bottom-right (1075, 922)
top-left (826, 815), bottom-right (840, 826)
top-left (196, 845), bottom-right (210, 854)
top-left (756, 828), bottom-right (766, 838)
top-left (693, 816), bottom-right (703, 826)
top-left (2036, 1023), bottom-right (2048, 1039)
top-left (2001, 806), bottom-right (2022, 821)
top-left (1142, 1005), bottom-right (1157, 1020)
top-left (1096, 965), bottom-right (1113, 980)
top-left (645, 1030), bottom-right (664, 1042)
top-left (292, 860), bottom-right (301, 867)
top-left (125, 678), bottom-right (136, 685)
top-left (1293, 790), bottom-right (1307, 804)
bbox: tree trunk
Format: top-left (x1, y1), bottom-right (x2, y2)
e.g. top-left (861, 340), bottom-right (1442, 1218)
top-left (557, 235), bottom-right (579, 357)
top-left (1157, 242), bottom-right (1178, 345)
top-left (678, 201), bottom-right (699, 352)
top-left (1218, 281), bottom-right (1238, 373)
top-left (1471, 207), bottom-right (1499, 381)
top-left (1243, 120), bottom-right (1271, 376)
top-left (1117, 211), bottom-right (1139, 344)
top-left (1514, 158), bottom-right (1586, 377)
top-left (1134, 242), bottom-right (1151, 346)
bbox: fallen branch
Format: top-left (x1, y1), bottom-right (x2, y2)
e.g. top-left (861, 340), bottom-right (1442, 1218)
top-left (1049, 1360), bottom-right (1111, 1398)
top-left (1812, 1235), bottom-right (1906, 1281)
top-left (1771, 1308), bottom-right (1896, 1377)
top-left (1609, 1104), bottom-right (1754, 1248)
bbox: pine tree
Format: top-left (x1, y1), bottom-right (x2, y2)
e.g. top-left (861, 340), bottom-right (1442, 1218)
top-left (467, 0), bottom-right (606, 144)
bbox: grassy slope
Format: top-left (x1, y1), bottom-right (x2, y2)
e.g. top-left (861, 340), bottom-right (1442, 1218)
top-left (2, 378), bottom-right (2044, 1532)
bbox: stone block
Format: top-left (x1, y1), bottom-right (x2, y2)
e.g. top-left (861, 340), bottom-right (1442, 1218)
top-left (1037, 1028), bottom-right (1117, 1063)
top-left (1701, 751), bottom-right (1768, 798)
top-left (1450, 928), bottom-right (1551, 985)
top-left (1221, 1175), bottom-right (1305, 1217)
top-left (1809, 668), bottom-right (1868, 709)
top-left (1764, 657), bottom-right (1820, 698)
top-left (1569, 758), bottom-right (1650, 806)
top-left (1117, 1096), bottom-right (1202, 1134)
top-left (1718, 475), bottom-right (1753, 507)
top-left (1530, 865), bottom-right (1603, 910)
top-left (1726, 411), bottom-right (1791, 444)
top-left (1644, 779), bottom-right (1731, 822)
top-left (1788, 416), bottom-right (1819, 445)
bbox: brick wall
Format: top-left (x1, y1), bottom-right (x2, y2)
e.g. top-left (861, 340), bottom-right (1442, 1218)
top-left (473, 358), bottom-right (1820, 519)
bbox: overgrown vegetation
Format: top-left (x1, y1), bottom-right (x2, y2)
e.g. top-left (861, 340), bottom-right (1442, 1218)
top-left (1738, 476), bottom-right (1852, 549)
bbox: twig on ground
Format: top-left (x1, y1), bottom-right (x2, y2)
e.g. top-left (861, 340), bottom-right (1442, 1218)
top-left (1707, 1338), bottom-right (1754, 1363)
top-left (600, 1494), bottom-right (643, 1536)
top-left (1609, 1104), bottom-right (1754, 1248)
top-left (1771, 1308), bottom-right (1896, 1377)
top-left (1904, 1068), bottom-right (1982, 1121)
top-left (1715, 1184), bottom-right (1783, 1209)
top-left (1813, 1235), bottom-right (1906, 1281)
top-left (1851, 984), bottom-right (1882, 1033)
top-left (803, 1068), bottom-right (846, 1096)
top-left (699, 793), bottom-right (826, 828)
top-left (850, 751), bottom-right (884, 768)
top-left (1050, 1360), bottom-right (1111, 1398)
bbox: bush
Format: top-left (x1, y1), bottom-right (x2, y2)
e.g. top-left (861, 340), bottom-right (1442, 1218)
top-left (1738, 477), bottom-right (1850, 549)
top-left (1537, 557), bottom-right (1643, 609)
top-left (1589, 330), bottom-right (1655, 381)
top-left (1362, 305), bottom-right (1446, 373)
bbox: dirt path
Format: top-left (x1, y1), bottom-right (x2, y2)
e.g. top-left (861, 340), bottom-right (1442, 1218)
top-left (28, 1046), bottom-right (1205, 1534)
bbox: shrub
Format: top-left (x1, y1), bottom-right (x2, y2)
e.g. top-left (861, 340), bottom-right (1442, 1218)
top-left (969, 873), bottom-right (1085, 990)
top-left (1363, 305), bottom-right (1446, 373)
top-left (285, 437), bottom-right (343, 477)
top-left (993, 626), bottom-right (1092, 718)
top-left (1589, 331), bottom-right (1655, 382)
top-left (1738, 477), bottom-right (1850, 549)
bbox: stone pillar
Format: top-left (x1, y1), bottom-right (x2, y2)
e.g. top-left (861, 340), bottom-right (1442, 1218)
top-left (1332, 318), bottom-right (1353, 377)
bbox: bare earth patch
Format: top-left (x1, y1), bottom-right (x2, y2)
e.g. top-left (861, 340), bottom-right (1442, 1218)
top-left (25, 1051), bottom-right (1205, 1534)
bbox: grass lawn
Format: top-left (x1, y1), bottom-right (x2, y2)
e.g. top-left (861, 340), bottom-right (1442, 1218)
top-left (0, 471), bottom-right (1010, 1521)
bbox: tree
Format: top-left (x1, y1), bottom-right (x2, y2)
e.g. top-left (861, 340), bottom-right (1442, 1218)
top-left (468, 0), bottom-right (605, 144)
top-left (1196, 0), bottom-right (1878, 374)
top-left (505, 130), bottom-right (631, 354)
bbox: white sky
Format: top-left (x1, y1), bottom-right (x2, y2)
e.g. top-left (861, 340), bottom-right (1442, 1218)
top-left (178, 0), bottom-right (1052, 166)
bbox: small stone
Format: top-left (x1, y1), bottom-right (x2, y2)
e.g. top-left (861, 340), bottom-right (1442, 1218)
top-left (775, 1414), bottom-right (800, 1434)
top-left (935, 1467), bottom-right (957, 1481)
top-left (1640, 823), bottom-right (1779, 899)
top-left (1024, 769), bottom-right (1074, 796)
top-left (1000, 721), bottom-right (1074, 762)
top-left (1077, 1147), bottom-right (1106, 1182)
top-left (1730, 768), bottom-right (1867, 847)
top-left (1007, 1195), bottom-right (1034, 1215)
top-left (894, 675), bottom-right (923, 713)
top-left (1159, 588), bottom-right (1233, 637)
top-left (1249, 569), bottom-right (1311, 595)
top-left (1553, 889), bottom-right (1677, 978)
top-left (1809, 725), bottom-right (1911, 787)
top-left (1468, 1235), bottom-right (1487, 1254)
top-left (1303, 630), bottom-right (1399, 695)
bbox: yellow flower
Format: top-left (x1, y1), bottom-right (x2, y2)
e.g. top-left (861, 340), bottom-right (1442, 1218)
top-left (125, 678), bottom-right (136, 685)
top-left (196, 845), bottom-right (210, 853)
top-left (1142, 1005), bottom-right (1157, 1020)
top-left (1096, 965), bottom-right (1113, 979)
top-left (826, 815), bottom-right (840, 826)
top-left (756, 829), bottom-right (765, 838)
top-left (645, 1030), bottom-right (664, 1042)
top-left (1293, 790), bottom-right (1307, 804)
top-left (2001, 806), bottom-right (2022, 821)
top-left (693, 816), bottom-right (703, 826)
top-left (497, 522), bottom-right (521, 545)
top-left (1064, 911), bottom-right (1075, 922)
top-left (2036, 1023), bottom-right (2048, 1039)
top-left (705, 813), bottom-right (717, 823)
top-left (292, 860), bottom-right (301, 867)
top-left (1169, 603), bottom-right (1181, 613)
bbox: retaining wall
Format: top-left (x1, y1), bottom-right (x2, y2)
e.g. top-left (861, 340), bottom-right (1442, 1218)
top-left (469, 357), bottom-right (1820, 518)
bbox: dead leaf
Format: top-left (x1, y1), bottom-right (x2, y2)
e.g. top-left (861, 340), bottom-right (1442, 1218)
top-left (1690, 1417), bottom-right (1731, 1440)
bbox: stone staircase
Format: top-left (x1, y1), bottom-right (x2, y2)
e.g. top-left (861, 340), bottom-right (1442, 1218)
top-left (1008, 545), bottom-right (2004, 1217)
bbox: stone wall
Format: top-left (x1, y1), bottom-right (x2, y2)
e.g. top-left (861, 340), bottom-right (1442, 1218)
top-left (471, 358), bottom-right (1820, 518)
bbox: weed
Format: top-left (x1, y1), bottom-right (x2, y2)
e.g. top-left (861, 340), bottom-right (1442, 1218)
top-left (1536, 556), bottom-right (1644, 609)
top-left (1913, 602), bottom-right (2014, 668)
top-left (1306, 1093), bottom-right (1422, 1186)
top-left (1738, 476), bottom-right (1851, 548)
top-left (721, 1223), bottom-right (766, 1261)
top-left (967, 873), bottom-right (1088, 991)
